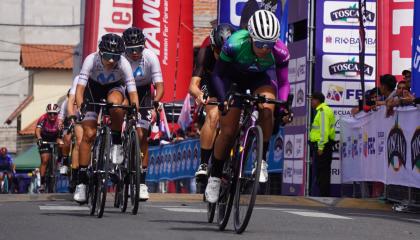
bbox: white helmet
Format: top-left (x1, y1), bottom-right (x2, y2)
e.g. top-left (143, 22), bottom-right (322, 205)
top-left (46, 103), bottom-right (60, 113)
top-left (248, 10), bottom-right (280, 42)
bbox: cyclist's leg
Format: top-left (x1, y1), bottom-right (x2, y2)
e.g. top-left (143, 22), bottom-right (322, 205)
top-left (61, 131), bottom-right (72, 168)
top-left (205, 108), bottom-right (240, 203)
top-left (197, 101), bottom-right (219, 177)
top-left (70, 124), bottom-right (83, 189)
top-left (39, 151), bottom-right (51, 191)
top-left (108, 89), bottom-right (125, 141)
top-left (252, 77), bottom-right (276, 182)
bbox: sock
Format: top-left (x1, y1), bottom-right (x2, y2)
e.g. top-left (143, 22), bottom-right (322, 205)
top-left (112, 131), bottom-right (122, 145)
top-left (72, 168), bottom-right (79, 181)
top-left (41, 176), bottom-right (46, 185)
top-left (62, 156), bottom-right (69, 166)
top-left (210, 155), bottom-right (225, 178)
top-left (78, 166), bottom-right (88, 185)
top-left (200, 148), bottom-right (212, 165)
top-left (263, 142), bottom-right (269, 161)
top-left (140, 170), bottom-right (147, 184)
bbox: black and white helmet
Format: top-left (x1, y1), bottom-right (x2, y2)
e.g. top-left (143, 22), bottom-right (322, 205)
top-left (210, 23), bottom-right (235, 49)
top-left (247, 10), bottom-right (280, 42)
top-left (46, 103), bottom-right (60, 113)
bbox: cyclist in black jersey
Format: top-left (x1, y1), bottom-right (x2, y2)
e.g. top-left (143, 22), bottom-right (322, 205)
top-left (189, 24), bottom-right (236, 189)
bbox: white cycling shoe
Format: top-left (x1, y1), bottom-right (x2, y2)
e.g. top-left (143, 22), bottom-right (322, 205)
top-left (205, 177), bottom-right (221, 203)
top-left (252, 160), bottom-right (269, 183)
top-left (73, 184), bottom-right (87, 203)
top-left (139, 184), bottom-right (149, 201)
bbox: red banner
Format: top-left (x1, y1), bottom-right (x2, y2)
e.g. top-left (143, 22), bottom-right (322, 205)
top-left (133, 0), bottom-right (193, 102)
top-left (82, 0), bottom-right (133, 59)
top-left (377, 0), bottom-right (414, 82)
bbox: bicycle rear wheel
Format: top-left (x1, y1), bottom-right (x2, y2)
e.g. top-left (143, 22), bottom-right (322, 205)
top-left (128, 128), bottom-right (141, 215)
top-left (233, 125), bottom-right (263, 234)
top-left (217, 140), bottom-right (239, 231)
top-left (95, 127), bottom-right (111, 218)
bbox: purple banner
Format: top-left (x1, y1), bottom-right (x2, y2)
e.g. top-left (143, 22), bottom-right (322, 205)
top-left (281, 38), bottom-right (308, 195)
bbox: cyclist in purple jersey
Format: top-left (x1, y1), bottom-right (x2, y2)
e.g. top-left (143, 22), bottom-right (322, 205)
top-left (205, 10), bottom-right (292, 203)
top-left (35, 103), bottom-right (61, 192)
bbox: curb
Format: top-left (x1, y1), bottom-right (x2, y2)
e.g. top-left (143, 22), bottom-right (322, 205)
top-left (0, 193), bottom-right (392, 211)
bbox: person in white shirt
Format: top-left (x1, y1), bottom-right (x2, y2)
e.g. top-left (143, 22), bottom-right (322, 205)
top-left (122, 27), bottom-right (165, 201)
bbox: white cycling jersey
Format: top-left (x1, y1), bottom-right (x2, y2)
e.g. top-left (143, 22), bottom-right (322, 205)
top-left (58, 99), bottom-right (68, 120)
top-left (125, 48), bottom-right (163, 87)
top-left (77, 52), bottom-right (136, 92)
top-left (69, 75), bottom-right (79, 96)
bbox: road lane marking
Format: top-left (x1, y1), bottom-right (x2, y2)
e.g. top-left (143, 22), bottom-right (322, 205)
top-left (162, 208), bottom-right (206, 213)
top-left (39, 206), bottom-right (89, 211)
top-left (284, 211), bottom-right (351, 219)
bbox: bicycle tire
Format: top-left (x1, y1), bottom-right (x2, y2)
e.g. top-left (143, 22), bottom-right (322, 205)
top-left (233, 125), bottom-right (263, 234)
top-left (89, 136), bottom-right (101, 215)
top-left (45, 151), bottom-right (56, 193)
top-left (207, 202), bottom-right (216, 223)
top-left (121, 174), bottom-right (129, 212)
top-left (217, 139), bottom-right (239, 231)
top-left (128, 128), bottom-right (141, 215)
top-left (96, 127), bottom-right (111, 218)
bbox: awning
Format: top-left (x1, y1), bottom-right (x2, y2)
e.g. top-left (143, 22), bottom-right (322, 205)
top-left (14, 145), bottom-right (40, 170)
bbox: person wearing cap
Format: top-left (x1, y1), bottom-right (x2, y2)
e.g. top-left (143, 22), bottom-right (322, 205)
top-left (309, 92), bottom-right (336, 197)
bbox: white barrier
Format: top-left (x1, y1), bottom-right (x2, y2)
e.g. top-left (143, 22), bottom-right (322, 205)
top-left (340, 106), bottom-right (420, 188)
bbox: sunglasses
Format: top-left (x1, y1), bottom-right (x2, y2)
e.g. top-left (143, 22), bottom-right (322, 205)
top-left (253, 40), bottom-right (276, 49)
top-left (100, 51), bottom-right (121, 61)
top-left (126, 45), bottom-right (144, 54)
top-left (48, 113), bottom-right (58, 116)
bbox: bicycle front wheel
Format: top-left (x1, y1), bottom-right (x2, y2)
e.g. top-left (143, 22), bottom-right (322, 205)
top-left (233, 125), bottom-right (263, 234)
top-left (217, 139), bottom-right (239, 231)
top-left (96, 127), bottom-right (111, 218)
top-left (128, 128), bottom-right (141, 215)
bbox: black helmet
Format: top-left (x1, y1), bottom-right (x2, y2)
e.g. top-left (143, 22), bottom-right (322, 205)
top-left (210, 23), bottom-right (235, 49)
top-left (122, 27), bottom-right (146, 47)
top-left (98, 33), bottom-right (125, 54)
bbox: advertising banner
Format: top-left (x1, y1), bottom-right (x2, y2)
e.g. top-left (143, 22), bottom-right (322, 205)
top-left (147, 129), bottom-right (285, 182)
top-left (411, 0), bottom-right (420, 96)
top-left (377, 0), bottom-right (414, 81)
top-left (133, 0), bottom-right (193, 102)
top-left (82, 0), bottom-right (134, 59)
top-left (218, 0), bottom-right (285, 29)
top-left (315, 1), bottom-right (377, 195)
top-left (341, 106), bottom-right (420, 188)
top-left (281, 0), bottom-right (308, 196)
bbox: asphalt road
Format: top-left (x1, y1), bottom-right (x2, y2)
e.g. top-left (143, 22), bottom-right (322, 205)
top-left (1, 194), bottom-right (419, 240)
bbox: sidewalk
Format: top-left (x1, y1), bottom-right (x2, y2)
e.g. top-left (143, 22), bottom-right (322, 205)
top-left (0, 193), bottom-right (392, 211)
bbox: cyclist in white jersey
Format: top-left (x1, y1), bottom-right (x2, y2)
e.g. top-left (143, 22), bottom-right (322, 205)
top-left (122, 27), bottom-right (164, 201)
top-left (74, 33), bottom-right (139, 203)
top-left (62, 76), bottom-right (84, 192)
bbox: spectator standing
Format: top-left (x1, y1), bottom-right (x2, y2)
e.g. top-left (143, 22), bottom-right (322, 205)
top-left (309, 92), bottom-right (336, 197)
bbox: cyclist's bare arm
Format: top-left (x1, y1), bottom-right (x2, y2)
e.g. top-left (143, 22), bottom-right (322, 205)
top-left (154, 82), bottom-right (164, 102)
top-left (128, 91), bottom-right (139, 109)
top-left (75, 84), bottom-right (85, 109)
top-left (35, 127), bottom-right (42, 140)
top-left (67, 94), bottom-right (77, 116)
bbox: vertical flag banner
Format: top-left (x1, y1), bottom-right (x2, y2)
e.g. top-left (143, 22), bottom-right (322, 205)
top-left (133, 0), bottom-right (193, 102)
top-left (177, 94), bottom-right (192, 130)
top-left (82, 0), bottom-right (133, 59)
top-left (377, 0), bottom-right (414, 81)
top-left (412, 0), bottom-right (420, 96)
